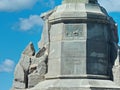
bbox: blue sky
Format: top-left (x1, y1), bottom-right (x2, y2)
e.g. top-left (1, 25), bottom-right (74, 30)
top-left (0, 0), bottom-right (120, 90)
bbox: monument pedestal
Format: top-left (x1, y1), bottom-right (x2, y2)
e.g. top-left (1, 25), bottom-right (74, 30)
top-left (30, 1), bottom-right (120, 90)
top-left (30, 79), bottom-right (120, 90)
top-left (12, 0), bottom-right (120, 90)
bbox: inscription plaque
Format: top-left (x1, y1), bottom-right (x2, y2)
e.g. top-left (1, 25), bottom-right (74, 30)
top-left (64, 24), bottom-right (85, 40)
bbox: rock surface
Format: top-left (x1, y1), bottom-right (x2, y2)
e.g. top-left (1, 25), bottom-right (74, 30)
top-left (11, 42), bottom-right (48, 90)
top-left (22, 42), bottom-right (35, 56)
top-left (113, 48), bottom-right (120, 86)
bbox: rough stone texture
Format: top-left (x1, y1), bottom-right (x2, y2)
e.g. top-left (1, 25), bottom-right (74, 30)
top-left (113, 66), bottom-right (120, 86)
top-left (14, 63), bottom-right (25, 83)
top-left (11, 0), bottom-right (120, 90)
top-left (19, 55), bottom-right (31, 72)
top-left (113, 48), bottom-right (120, 86)
top-left (12, 55), bottom-right (31, 90)
top-left (11, 42), bottom-right (48, 90)
top-left (12, 55), bottom-right (31, 89)
top-left (28, 73), bottom-right (44, 88)
top-left (28, 53), bottom-right (48, 88)
top-left (22, 42), bottom-right (35, 56)
top-left (12, 81), bottom-right (26, 89)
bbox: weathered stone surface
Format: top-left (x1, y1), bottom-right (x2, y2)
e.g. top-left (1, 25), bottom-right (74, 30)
top-left (12, 81), bottom-right (26, 89)
top-left (37, 58), bottom-right (47, 75)
top-left (113, 48), bottom-right (120, 86)
top-left (12, 43), bottom-right (37, 89)
top-left (14, 63), bottom-right (25, 82)
top-left (22, 42), bottom-right (35, 56)
top-left (12, 55), bottom-right (30, 89)
top-left (19, 55), bottom-right (31, 71)
top-left (11, 0), bottom-right (120, 90)
top-left (28, 53), bottom-right (48, 88)
top-left (113, 66), bottom-right (120, 86)
top-left (35, 0), bottom-right (120, 89)
top-left (28, 73), bottom-right (44, 88)
top-left (11, 40), bottom-right (49, 89)
top-left (29, 79), bottom-right (120, 90)
top-left (12, 62), bottom-right (27, 90)
top-left (36, 47), bottom-right (46, 58)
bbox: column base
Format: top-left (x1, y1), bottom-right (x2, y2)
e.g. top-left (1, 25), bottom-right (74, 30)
top-left (30, 79), bottom-right (120, 90)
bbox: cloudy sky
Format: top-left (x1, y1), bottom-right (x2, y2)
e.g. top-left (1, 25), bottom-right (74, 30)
top-left (0, 0), bottom-right (120, 90)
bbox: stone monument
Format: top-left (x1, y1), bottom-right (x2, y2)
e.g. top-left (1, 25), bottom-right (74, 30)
top-left (11, 0), bottom-right (120, 90)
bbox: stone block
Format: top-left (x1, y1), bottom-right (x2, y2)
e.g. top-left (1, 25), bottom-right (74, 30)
top-left (50, 23), bottom-right (63, 42)
top-left (29, 79), bottom-right (120, 90)
top-left (61, 41), bottom-right (86, 58)
top-left (113, 66), bottom-right (120, 86)
top-left (22, 42), bottom-right (35, 56)
top-left (48, 41), bottom-right (61, 59)
top-left (28, 73), bottom-right (45, 88)
top-left (13, 81), bottom-right (26, 89)
top-left (14, 63), bottom-right (25, 82)
top-left (19, 55), bottom-right (30, 71)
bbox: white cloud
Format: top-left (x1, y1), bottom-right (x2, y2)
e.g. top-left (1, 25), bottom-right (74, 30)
top-left (0, 0), bottom-right (56, 11)
top-left (0, 0), bottom-right (37, 11)
top-left (19, 15), bottom-right (43, 31)
top-left (0, 59), bottom-right (15, 72)
top-left (98, 0), bottom-right (120, 12)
